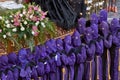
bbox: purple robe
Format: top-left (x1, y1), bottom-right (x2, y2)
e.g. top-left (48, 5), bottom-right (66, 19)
top-left (6, 70), bottom-right (14, 80)
top-left (1, 72), bottom-right (7, 80)
top-left (31, 66), bottom-right (39, 80)
top-left (77, 18), bottom-right (86, 34)
top-left (100, 21), bottom-right (112, 80)
top-left (0, 55), bottom-right (9, 71)
top-left (110, 18), bottom-right (120, 80)
top-left (95, 38), bottom-right (104, 80)
top-left (99, 9), bottom-right (108, 23)
top-left (90, 13), bottom-right (98, 25)
top-left (84, 27), bottom-right (96, 80)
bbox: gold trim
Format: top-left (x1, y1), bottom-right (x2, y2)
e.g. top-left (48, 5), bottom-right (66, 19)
top-left (90, 60), bottom-right (92, 80)
top-left (62, 68), bottom-right (66, 80)
top-left (107, 49), bottom-right (111, 80)
top-left (97, 56), bottom-right (99, 80)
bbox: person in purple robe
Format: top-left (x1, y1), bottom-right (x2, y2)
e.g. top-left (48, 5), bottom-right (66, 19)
top-left (8, 52), bottom-right (20, 80)
top-left (63, 35), bottom-right (76, 80)
top-left (90, 13), bottom-right (98, 25)
top-left (99, 9), bottom-right (108, 23)
top-left (99, 21), bottom-right (112, 80)
top-left (45, 39), bottom-right (57, 80)
top-left (110, 18), bottom-right (120, 80)
top-left (31, 66), bottom-right (39, 80)
top-left (77, 18), bottom-right (86, 34)
top-left (83, 27), bottom-right (96, 80)
top-left (95, 30), bottom-right (104, 80)
top-left (72, 30), bottom-right (86, 80)
top-left (18, 48), bottom-right (29, 79)
top-left (6, 70), bottom-right (14, 80)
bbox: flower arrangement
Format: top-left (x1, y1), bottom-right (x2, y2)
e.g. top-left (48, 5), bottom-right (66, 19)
top-left (0, 3), bottom-right (56, 51)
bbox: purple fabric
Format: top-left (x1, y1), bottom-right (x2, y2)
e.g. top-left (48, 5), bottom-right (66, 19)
top-left (99, 9), bottom-right (108, 23)
top-left (18, 48), bottom-right (28, 68)
top-left (61, 54), bottom-right (68, 80)
top-left (111, 47), bottom-right (119, 80)
top-left (39, 45), bottom-right (47, 59)
top-left (84, 27), bottom-right (93, 44)
top-left (49, 58), bottom-right (57, 80)
top-left (84, 60), bottom-right (95, 80)
top-left (7, 70), bottom-right (14, 80)
top-left (91, 24), bottom-right (98, 39)
top-left (44, 62), bottom-right (50, 74)
top-left (95, 56), bottom-right (103, 80)
top-left (90, 13), bottom-right (98, 24)
top-left (110, 18), bottom-right (120, 35)
top-left (8, 53), bottom-right (17, 66)
top-left (68, 53), bottom-right (76, 80)
top-left (0, 55), bottom-right (9, 71)
top-left (100, 21), bottom-right (110, 38)
top-left (72, 30), bottom-right (81, 47)
top-left (25, 66), bottom-right (32, 80)
top-left (36, 62), bottom-right (45, 76)
top-left (56, 38), bottom-right (64, 51)
top-left (64, 35), bottom-right (72, 45)
top-left (49, 39), bottom-right (57, 52)
top-left (112, 32), bottom-right (120, 46)
top-left (45, 40), bottom-right (53, 54)
top-left (13, 68), bottom-right (19, 80)
top-left (1, 72), bottom-right (7, 80)
top-left (77, 18), bottom-right (86, 34)
top-left (31, 66), bottom-right (39, 80)
top-left (20, 68), bottom-right (27, 78)
top-left (95, 39), bottom-right (104, 55)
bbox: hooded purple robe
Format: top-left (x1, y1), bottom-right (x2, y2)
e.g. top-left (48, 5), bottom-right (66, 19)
top-left (100, 21), bottom-right (112, 80)
top-left (84, 27), bottom-right (96, 80)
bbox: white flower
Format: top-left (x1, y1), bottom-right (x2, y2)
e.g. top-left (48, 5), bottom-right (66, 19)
top-left (32, 31), bottom-right (35, 35)
top-left (23, 11), bottom-right (26, 14)
top-left (9, 15), bottom-right (12, 18)
top-left (20, 27), bottom-right (25, 31)
top-left (5, 20), bottom-right (9, 24)
top-left (6, 24), bottom-right (10, 28)
top-left (35, 21), bottom-right (39, 26)
top-left (30, 15), bottom-right (33, 19)
top-left (12, 28), bottom-right (17, 32)
top-left (3, 35), bottom-right (6, 38)
top-left (41, 22), bottom-right (45, 28)
top-left (11, 20), bottom-right (13, 22)
top-left (0, 16), bottom-right (2, 20)
top-left (24, 21), bottom-right (27, 25)
top-left (24, 34), bottom-right (26, 39)
top-left (20, 14), bottom-right (23, 17)
top-left (7, 32), bottom-right (11, 36)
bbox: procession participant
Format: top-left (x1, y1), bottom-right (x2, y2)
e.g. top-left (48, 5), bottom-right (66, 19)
top-left (83, 27), bottom-right (96, 80)
top-left (72, 31), bottom-right (86, 80)
top-left (99, 21), bottom-right (112, 80)
top-left (64, 35), bottom-right (76, 80)
top-left (110, 18), bottom-right (120, 80)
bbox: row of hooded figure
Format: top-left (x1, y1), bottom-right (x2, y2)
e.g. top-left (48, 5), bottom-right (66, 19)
top-left (0, 9), bottom-right (120, 80)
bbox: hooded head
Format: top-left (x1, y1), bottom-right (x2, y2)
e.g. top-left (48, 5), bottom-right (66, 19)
top-left (8, 52), bottom-right (17, 65)
top-left (56, 38), bottom-right (64, 51)
top-left (99, 9), bottom-right (108, 22)
top-left (100, 21), bottom-right (110, 38)
top-left (18, 48), bottom-right (28, 67)
top-left (110, 18), bottom-right (120, 34)
top-left (77, 18), bottom-right (86, 34)
top-left (72, 30), bottom-right (81, 47)
top-left (84, 27), bottom-right (93, 44)
top-left (91, 24), bottom-right (99, 39)
top-left (90, 13), bottom-right (98, 24)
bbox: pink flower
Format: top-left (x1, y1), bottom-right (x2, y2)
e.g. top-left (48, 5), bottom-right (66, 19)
top-left (40, 16), bottom-right (45, 20)
top-left (14, 21), bottom-right (20, 26)
top-left (32, 26), bottom-right (39, 36)
top-left (41, 11), bottom-right (47, 16)
top-left (31, 16), bottom-right (38, 22)
top-left (34, 6), bottom-right (38, 11)
top-left (32, 26), bottom-right (38, 31)
top-left (0, 29), bottom-right (2, 32)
